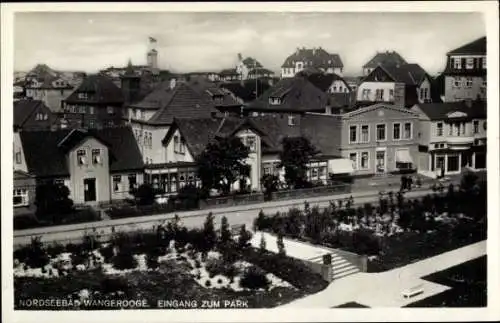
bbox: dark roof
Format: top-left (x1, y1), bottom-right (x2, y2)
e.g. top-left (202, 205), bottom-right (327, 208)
top-left (363, 51), bottom-right (407, 69)
top-left (188, 78), bottom-right (241, 108)
top-left (220, 80), bottom-right (272, 103)
top-left (19, 126), bottom-right (144, 178)
top-left (301, 72), bottom-right (350, 92)
top-left (13, 100), bottom-right (44, 128)
top-left (65, 74), bottom-right (124, 104)
top-left (131, 81), bottom-right (220, 125)
top-left (415, 101), bottom-right (487, 120)
top-left (219, 68), bottom-right (239, 76)
top-left (247, 76), bottom-right (329, 112)
top-left (447, 36), bottom-right (486, 55)
top-left (242, 57), bottom-right (263, 68)
top-left (329, 92), bottom-right (356, 108)
top-left (26, 64), bottom-right (59, 78)
top-left (248, 67), bottom-right (274, 76)
top-left (380, 64), bottom-right (430, 86)
top-left (281, 47), bottom-right (343, 68)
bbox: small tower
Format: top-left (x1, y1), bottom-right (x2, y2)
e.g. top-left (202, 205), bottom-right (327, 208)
top-left (121, 59), bottom-right (141, 104)
top-left (147, 37), bottom-right (159, 74)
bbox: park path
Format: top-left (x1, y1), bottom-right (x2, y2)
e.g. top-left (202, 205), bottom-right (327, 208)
top-left (282, 240), bottom-right (486, 308)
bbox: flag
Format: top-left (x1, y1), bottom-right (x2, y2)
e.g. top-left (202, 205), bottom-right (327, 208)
top-left (149, 37), bottom-right (157, 43)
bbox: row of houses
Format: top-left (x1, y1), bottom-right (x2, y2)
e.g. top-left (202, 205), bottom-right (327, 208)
top-left (13, 36), bottom-right (487, 214)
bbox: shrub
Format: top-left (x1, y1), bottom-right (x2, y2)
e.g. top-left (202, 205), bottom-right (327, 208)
top-left (195, 260), bottom-right (201, 268)
top-left (205, 258), bottom-right (238, 278)
top-left (60, 208), bottom-right (101, 225)
top-left (240, 266), bottom-right (270, 290)
top-left (132, 183), bottom-right (156, 206)
top-left (174, 184), bottom-right (202, 210)
top-left (46, 242), bottom-right (65, 258)
top-left (217, 278), bottom-right (223, 284)
top-left (237, 225), bottom-right (252, 250)
top-left (107, 206), bottom-right (142, 219)
top-left (22, 237), bottom-right (50, 268)
top-left (146, 253), bottom-right (159, 269)
top-left (111, 250), bottom-right (137, 270)
top-left (259, 234), bottom-right (267, 253)
top-left (205, 280), bottom-right (212, 287)
top-left (71, 251), bottom-right (88, 267)
top-left (14, 213), bottom-right (41, 230)
top-left (100, 277), bottom-right (129, 294)
top-left (352, 229), bottom-right (380, 255)
top-left (99, 244), bottom-right (115, 263)
top-left (277, 233), bottom-right (286, 256)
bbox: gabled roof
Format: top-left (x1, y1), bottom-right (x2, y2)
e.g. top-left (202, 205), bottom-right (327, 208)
top-left (188, 78), bottom-right (241, 108)
top-left (19, 126), bottom-right (144, 178)
top-left (342, 103), bottom-right (419, 119)
top-left (371, 63), bottom-right (430, 86)
top-left (281, 47), bottom-right (343, 68)
top-left (413, 101), bottom-right (486, 120)
top-left (65, 74), bottom-right (124, 104)
top-left (131, 81), bottom-right (220, 125)
top-left (219, 68), bottom-right (239, 76)
top-left (447, 36), bottom-right (486, 55)
top-left (242, 57), bottom-right (263, 68)
top-left (301, 72), bottom-right (350, 92)
top-left (13, 100), bottom-right (47, 129)
top-left (363, 51), bottom-right (407, 69)
top-left (247, 76), bottom-right (329, 112)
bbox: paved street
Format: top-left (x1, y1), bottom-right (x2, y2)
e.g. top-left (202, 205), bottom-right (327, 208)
top-left (14, 187), bottom-right (435, 247)
top-left (282, 240), bottom-right (486, 308)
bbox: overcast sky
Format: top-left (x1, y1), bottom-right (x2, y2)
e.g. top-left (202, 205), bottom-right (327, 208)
top-left (14, 12), bottom-right (485, 76)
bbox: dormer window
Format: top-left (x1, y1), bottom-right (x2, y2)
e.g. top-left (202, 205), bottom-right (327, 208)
top-left (78, 92), bottom-right (88, 100)
top-left (466, 57), bottom-right (474, 69)
top-left (77, 149), bottom-right (87, 166)
top-left (92, 149), bottom-right (102, 165)
top-left (269, 97), bottom-right (281, 105)
top-left (453, 57), bottom-right (461, 69)
top-left (174, 135), bottom-right (186, 154)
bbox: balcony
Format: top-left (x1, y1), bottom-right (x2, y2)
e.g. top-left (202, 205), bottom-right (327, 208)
top-left (445, 136), bottom-right (474, 150)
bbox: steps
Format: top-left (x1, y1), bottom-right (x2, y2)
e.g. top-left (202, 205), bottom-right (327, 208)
top-left (308, 253), bottom-right (361, 281)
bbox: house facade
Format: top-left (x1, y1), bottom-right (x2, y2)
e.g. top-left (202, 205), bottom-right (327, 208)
top-left (62, 74), bottom-right (125, 129)
top-left (356, 64), bottom-right (432, 108)
top-left (442, 36), bottom-right (486, 102)
top-left (13, 170), bottom-right (37, 216)
top-left (281, 47), bottom-right (344, 78)
top-left (14, 127), bottom-right (144, 206)
top-left (411, 101), bottom-right (486, 177)
top-left (338, 104), bottom-right (420, 175)
top-left (24, 76), bottom-right (74, 113)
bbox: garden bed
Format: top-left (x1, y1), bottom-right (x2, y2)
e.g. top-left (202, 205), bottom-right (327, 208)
top-left (14, 215), bottom-right (328, 309)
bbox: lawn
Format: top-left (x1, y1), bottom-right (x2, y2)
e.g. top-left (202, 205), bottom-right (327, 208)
top-left (405, 256), bottom-right (487, 307)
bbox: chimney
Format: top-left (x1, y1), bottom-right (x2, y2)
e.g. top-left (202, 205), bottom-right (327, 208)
top-left (169, 78), bottom-right (176, 90)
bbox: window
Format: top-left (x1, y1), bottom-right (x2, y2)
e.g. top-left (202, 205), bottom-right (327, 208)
top-left (375, 89), bottom-right (384, 101)
top-left (482, 57), bottom-right (486, 69)
top-left (453, 77), bottom-right (461, 88)
top-left (92, 149), bottom-right (102, 165)
top-left (447, 155), bottom-right (459, 172)
top-left (349, 153), bottom-right (357, 170)
top-left (403, 122), bottom-right (412, 139)
top-left (389, 89), bottom-right (394, 100)
top-left (420, 88), bottom-right (424, 100)
top-left (77, 149), bottom-right (87, 165)
top-left (360, 152), bottom-right (369, 169)
top-left (113, 175), bottom-right (121, 192)
top-left (77, 92), bottom-right (88, 100)
top-left (15, 152), bottom-right (22, 164)
top-left (128, 174), bottom-right (137, 191)
top-left (362, 89), bottom-right (370, 100)
top-left (44, 114), bottom-right (48, 120)
top-left (461, 122), bottom-right (466, 135)
top-left (89, 106), bottom-right (94, 115)
top-left (269, 97), bottom-right (280, 105)
top-left (466, 57), bottom-right (474, 69)
top-left (360, 125), bottom-right (369, 143)
top-left (245, 136), bottom-right (256, 152)
top-left (349, 125), bottom-right (357, 143)
top-left (107, 106), bottom-right (115, 115)
top-left (376, 124), bottom-right (386, 141)
top-left (465, 77), bottom-right (473, 88)
top-left (453, 57), bottom-right (461, 69)
top-left (288, 115), bottom-right (296, 126)
top-left (423, 88), bottom-right (428, 99)
top-left (174, 135), bottom-right (179, 152)
top-left (393, 123), bottom-right (401, 140)
top-left (437, 122), bottom-right (443, 136)
top-left (13, 188), bottom-right (29, 207)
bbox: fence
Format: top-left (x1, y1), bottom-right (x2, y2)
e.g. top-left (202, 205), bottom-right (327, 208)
top-left (200, 192), bottom-right (265, 209)
top-left (270, 183), bottom-right (351, 201)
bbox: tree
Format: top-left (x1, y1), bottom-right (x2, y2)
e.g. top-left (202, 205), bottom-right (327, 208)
top-left (202, 212), bottom-right (217, 252)
top-left (261, 174), bottom-right (280, 200)
top-left (237, 224), bottom-right (253, 250)
top-left (196, 136), bottom-right (250, 195)
top-left (259, 234), bottom-right (267, 253)
top-left (132, 183), bottom-right (156, 205)
top-left (219, 216), bottom-right (231, 247)
top-left (279, 137), bottom-right (318, 189)
top-left (277, 232), bottom-right (286, 256)
top-left (35, 182), bottom-right (74, 223)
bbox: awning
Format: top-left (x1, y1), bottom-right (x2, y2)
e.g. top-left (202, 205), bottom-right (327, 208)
top-left (329, 158), bottom-right (355, 174)
top-left (396, 150), bottom-right (414, 163)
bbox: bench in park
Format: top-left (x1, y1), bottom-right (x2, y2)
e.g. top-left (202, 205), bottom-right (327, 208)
top-left (402, 284), bottom-right (424, 298)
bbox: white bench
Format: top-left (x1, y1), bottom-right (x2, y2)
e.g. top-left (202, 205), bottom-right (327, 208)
top-left (402, 284), bottom-right (424, 298)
